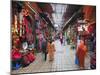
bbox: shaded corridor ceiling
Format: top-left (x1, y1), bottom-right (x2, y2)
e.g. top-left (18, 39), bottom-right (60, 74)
top-left (31, 2), bottom-right (82, 30)
top-left (13, 1), bottom-right (82, 30)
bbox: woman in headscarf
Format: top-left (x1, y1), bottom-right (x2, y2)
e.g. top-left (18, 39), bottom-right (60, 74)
top-left (47, 39), bottom-right (55, 61)
top-left (76, 40), bottom-right (87, 69)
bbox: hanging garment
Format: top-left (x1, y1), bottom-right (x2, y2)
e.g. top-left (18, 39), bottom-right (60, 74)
top-left (26, 29), bottom-right (33, 45)
top-left (34, 20), bottom-right (40, 29)
top-left (36, 29), bottom-right (40, 34)
top-left (12, 49), bottom-right (22, 61)
top-left (13, 38), bottom-right (21, 48)
top-left (20, 34), bottom-right (27, 43)
top-left (23, 16), bottom-right (29, 33)
top-left (27, 33), bottom-right (33, 44)
top-left (19, 12), bottom-right (23, 24)
top-left (38, 34), bottom-right (43, 51)
top-left (27, 52), bottom-right (35, 63)
top-left (34, 14), bottom-right (40, 29)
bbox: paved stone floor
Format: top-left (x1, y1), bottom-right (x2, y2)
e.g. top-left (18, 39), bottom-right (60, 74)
top-left (11, 40), bottom-right (90, 74)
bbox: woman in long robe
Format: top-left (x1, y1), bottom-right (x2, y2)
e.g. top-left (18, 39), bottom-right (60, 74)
top-left (77, 40), bottom-right (87, 69)
top-left (47, 40), bottom-right (55, 61)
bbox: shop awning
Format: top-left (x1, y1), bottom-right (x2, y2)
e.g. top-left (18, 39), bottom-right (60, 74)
top-left (63, 7), bottom-right (83, 31)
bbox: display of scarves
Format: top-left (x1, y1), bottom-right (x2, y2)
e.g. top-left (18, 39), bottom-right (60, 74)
top-left (38, 33), bottom-right (43, 51)
top-left (35, 20), bottom-right (40, 29)
top-left (26, 32), bottom-right (33, 44)
top-left (36, 29), bottom-right (40, 34)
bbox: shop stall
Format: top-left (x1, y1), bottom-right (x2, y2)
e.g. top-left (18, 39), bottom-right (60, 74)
top-left (11, 1), bottom-right (55, 70)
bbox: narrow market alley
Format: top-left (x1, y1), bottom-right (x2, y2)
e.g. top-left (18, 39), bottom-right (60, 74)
top-left (11, 1), bottom-right (96, 74)
top-left (12, 40), bottom-right (90, 74)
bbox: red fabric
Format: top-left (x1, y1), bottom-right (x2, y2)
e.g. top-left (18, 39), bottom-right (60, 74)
top-left (36, 29), bottom-right (40, 34)
top-left (77, 40), bottom-right (87, 68)
top-left (77, 46), bottom-right (86, 67)
top-left (88, 23), bottom-right (96, 33)
top-left (23, 17), bottom-right (29, 33)
top-left (31, 3), bottom-right (42, 13)
top-left (15, 38), bottom-right (20, 45)
top-left (26, 33), bottom-right (33, 44)
top-left (12, 49), bottom-right (22, 60)
top-left (27, 52), bottom-right (35, 62)
top-left (22, 55), bottom-right (30, 65)
top-left (83, 6), bottom-right (94, 20)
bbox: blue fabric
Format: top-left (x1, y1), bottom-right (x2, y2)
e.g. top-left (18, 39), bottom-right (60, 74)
top-left (75, 55), bottom-right (79, 65)
top-left (15, 63), bottom-right (21, 70)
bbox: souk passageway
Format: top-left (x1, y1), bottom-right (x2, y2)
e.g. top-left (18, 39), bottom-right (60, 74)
top-left (12, 39), bottom-right (90, 74)
top-left (11, 1), bottom-right (96, 74)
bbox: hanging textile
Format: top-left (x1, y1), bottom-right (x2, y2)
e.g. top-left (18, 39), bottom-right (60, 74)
top-left (23, 16), bottom-right (29, 33)
top-left (88, 23), bottom-right (96, 33)
top-left (26, 29), bottom-right (33, 44)
top-left (34, 14), bottom-right (40, 29)
top-left (14, 15), bottom-right (18, 34)
top-left (34, 20), bottom-right (40, 29)
top-left (38, 33), bottom-right (43, 51)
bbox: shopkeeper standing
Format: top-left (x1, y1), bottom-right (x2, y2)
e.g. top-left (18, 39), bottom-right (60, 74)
top-left (42, 38), bottom-right (47, 61)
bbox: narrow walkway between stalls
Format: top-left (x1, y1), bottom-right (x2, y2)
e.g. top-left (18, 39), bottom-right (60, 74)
top-left (12, 40), bottom-right (90, 74)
